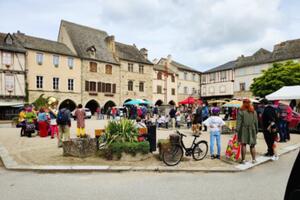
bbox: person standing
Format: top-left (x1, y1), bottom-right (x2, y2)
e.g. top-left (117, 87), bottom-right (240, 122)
top-left (201, 103), bottom-right (209, 131)
top-left (262, 100), bottom-right (278, 157)
top-left (96, 107), bottom-right (101, 120)
top-left (169, 106), bottom-right (176, 129)
top-left (57, 108), bottom-right (71, 147)
top-left (195, 105), bottom-right (203, 130)
top-left (203, 107), bottom-right (225, 159)
top-left (49, 107), bottom-right (58, 139)
top-left (74, 104), bottom-right (86, 137)
top-left (237, 99), bottom-right (259, 164)
top-left (37, 107), bottom-right (49, 137)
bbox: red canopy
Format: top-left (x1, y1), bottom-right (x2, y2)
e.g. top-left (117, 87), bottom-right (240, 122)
top-left (179, 97), bottom-right (202, 105)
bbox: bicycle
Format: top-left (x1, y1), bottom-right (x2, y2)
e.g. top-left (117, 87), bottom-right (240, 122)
top-left (162, 130), bottom-right (208, 166)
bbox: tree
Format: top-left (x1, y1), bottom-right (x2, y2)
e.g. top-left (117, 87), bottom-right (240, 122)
top-left (250, 61), bottom-right (300, 97)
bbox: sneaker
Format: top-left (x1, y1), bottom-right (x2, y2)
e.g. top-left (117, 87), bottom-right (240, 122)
top-left (252, 160), bottom-right (257, 164)
top-left (211, 155), bottom-right (215, 159)
top-left (272, 155), bottom-right (279, 161)
top-left (240, 160), bottom-right (246, 164)
top-left (215, 155), bottom-right (220, 159)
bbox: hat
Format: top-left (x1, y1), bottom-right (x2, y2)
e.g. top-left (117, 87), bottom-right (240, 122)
top-left (212, 107), bottom-right (220, 114)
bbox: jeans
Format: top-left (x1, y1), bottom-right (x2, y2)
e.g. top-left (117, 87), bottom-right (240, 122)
top-left (279, 119), bottom-right (287, 141)
top-left (210, 131), bottom-right (221, 156)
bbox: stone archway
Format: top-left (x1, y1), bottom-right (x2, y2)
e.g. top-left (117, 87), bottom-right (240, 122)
top-left (155, 99), bottom-right (163, 106)
top-left (59, 99), bottom-right (76, 111)
top-left (85, 99), bottom-right (100, 115)
top-left (168, 100), bottom-right (176, 106)
top-left (104, 100), bottom-right (116, 113)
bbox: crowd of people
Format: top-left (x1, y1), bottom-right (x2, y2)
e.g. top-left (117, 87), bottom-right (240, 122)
top-left (16, 98), bottom-right (297, 163)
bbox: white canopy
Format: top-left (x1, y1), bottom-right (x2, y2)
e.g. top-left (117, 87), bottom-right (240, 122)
top-left (266, 86), bottom-right (300, 100)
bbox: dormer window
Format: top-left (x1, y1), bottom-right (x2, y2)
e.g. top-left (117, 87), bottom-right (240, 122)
top-left (87, 45), bottom-right (96, 58)
top-left (4, 34), bottom-right (13, 45)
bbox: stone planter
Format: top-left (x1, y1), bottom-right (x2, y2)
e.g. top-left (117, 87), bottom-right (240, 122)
top-left (63, 137), bottom-right (97, 158)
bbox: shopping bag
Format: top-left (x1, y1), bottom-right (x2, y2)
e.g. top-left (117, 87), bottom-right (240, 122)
top-left (225, 134), bottom-right (241, 161)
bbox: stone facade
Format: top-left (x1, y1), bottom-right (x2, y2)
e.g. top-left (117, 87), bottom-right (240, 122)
top-left (119, 60), bottom-right (153, 104)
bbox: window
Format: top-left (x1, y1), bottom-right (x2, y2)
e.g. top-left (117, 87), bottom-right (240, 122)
top-left (2, 52), bottom-right (13, 65)
top-left (53, 55), bottom-right (59, 67)
top-left (105, 83), bottom-right (112, 93)
top-left (36, 53), bottom-right (43, 65)
top-left (128, 80), bottom-right (133, 91)
top-left (221, 71), bottom-right (227, 81)
top-left (184, 87), bottom-right (188, 94)
top-left (209, 73), bottom-right (215, 82)
top-left (157, 72), bottom-right (162, 80)
top-left (68, 79), bottom-right (74, 91)
top-left (184, 72), bottom-right (188, 80)
top-left (68, 57), bottom-right (74, 69)
top-left (90, 62), bottom-right (97, 72)
top-left (171, 75), bottom-right (175, 82)
top-left (240, 83), bottom-right (246, 91)
top-left (128, 63), bottom-right (133, 72)
top-left (53, 77), bottom-right (59, 90)
top-left (139, 82), bottom-right (144, 92)
top-left (157, 85), bottom-right (162, 94)
top-left (192, 74), bottom-right (196, 81)
top-left (36, 76), bottom-right (43, 89)
top-left (202, 75), bottom-right (206, 83)
top-left (192, 88), bottom-right (196, 94)
top-left (105, 65), bottom-right (112, 74)
top-left (172, 88), bottom-right (175, 95)
top-left (89, 81), bottom-right (96, 92)
top-left (139, 64), bottom-right (144, 74)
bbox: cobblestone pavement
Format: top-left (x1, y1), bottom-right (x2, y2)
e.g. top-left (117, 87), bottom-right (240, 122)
top-left (0, 119), bottom-right (299, 170)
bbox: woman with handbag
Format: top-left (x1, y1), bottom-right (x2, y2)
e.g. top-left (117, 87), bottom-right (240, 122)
top-left (236, 99), bottom-right (259, 164)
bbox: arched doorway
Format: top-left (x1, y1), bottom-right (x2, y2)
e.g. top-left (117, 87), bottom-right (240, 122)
top-left (85, 99), bottom-right (100, 115)
top-left (104, 100), bottom-right (116, 113)
top-left (155, 99), bottom-right (163, 106)
top-left (168, 100), bottom-right (176, 106)
top-left (59, 99), bottom-right (76, 111)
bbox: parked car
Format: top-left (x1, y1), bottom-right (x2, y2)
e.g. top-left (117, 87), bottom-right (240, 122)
top-left (72, 108), bottom-right (92, 119)
top-left (257, 103), bottom-right (300, 132)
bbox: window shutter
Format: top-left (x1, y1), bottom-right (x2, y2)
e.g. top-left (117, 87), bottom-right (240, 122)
top-left (85, 81), bottom-right (89, 91)
top-left (98, 82), bottom-right (101, 92)
top-left (113, 84), bottom-right (116, 93)
top-left (102, 82), bottom-right (105, 92)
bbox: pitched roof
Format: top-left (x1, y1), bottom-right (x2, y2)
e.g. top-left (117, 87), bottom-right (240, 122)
top-left (14, 33), bottom-right (75, 56)
top-left (235, 48), bottom-right (272, 68)
top-left (0, 32), bottom-right (26, 53)
top-left (153, 64), bottom-right (177, 74)
top-left (272, 39), bottom-right (300, 62)
top-left (60, 20), bottom-right (119, 64)
top-left (115, 42), bottom-right (152, 65)
top-left (204, 60), bottom-right (236, 73)
top-left (159, 58), bottom-right (200, 73)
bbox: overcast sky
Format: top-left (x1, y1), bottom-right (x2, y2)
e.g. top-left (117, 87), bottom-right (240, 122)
top-left (0, 0), bottom-right (299, 71)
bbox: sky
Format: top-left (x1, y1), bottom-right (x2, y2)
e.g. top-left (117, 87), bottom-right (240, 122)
top-left (0, 0), bottom-right (299, 71)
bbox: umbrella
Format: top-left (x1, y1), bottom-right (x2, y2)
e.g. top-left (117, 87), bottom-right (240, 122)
top-left (124, 99), bottom-right (145, 105)
top-left (208, 100), bottom-right (227, 105)
top-left (179, 97), bottom-right (202, 105)
top-left (141, 99), bottom-right (153, 105)
top-left (222, 100), bottom-right (243, 108)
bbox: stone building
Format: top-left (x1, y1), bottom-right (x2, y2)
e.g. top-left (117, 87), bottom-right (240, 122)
top-left (58, 20), bottom-right (153, 113)
top-left (14, 31), bottom-right (81, 111)
top-left (201, 60), bottom-right (235, 100)
top-left (0, 33), bottom-right (26, 119)
top-left (115, 42), bottom-right (153, 105)
top-left (157, 56), bottom-right (201, 103)
top-left (152, 60), bottom-right (178, 106)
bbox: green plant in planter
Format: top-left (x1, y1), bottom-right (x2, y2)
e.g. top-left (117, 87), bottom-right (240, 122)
top-left (103, 141), bottom-right (150, 160)
top-left (105, 118), bottom-right (138, 145)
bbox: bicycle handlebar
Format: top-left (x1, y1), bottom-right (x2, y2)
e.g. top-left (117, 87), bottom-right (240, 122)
top-left (176, 130), bottom-right (187, 137)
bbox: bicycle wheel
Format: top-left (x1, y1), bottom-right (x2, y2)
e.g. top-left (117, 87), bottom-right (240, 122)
top-left (192, 141), bottom-right (208, 161)
top-left (162, 144), bottom-right (183, 166)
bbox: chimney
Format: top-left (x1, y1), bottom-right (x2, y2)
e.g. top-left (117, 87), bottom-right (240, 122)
top-left (140, 48), bottom-right (148, 59)
top-left (166, 54), bottom-right (172, 66)
top-left (105, 35), bottom-right (116, 53)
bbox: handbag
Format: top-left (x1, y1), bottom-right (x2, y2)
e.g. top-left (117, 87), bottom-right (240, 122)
top-left (25, 123), bottom-right (35, 133)
top-left (225, 134), bottom-right (241, 161)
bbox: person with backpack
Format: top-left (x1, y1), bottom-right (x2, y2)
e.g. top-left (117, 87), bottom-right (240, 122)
top-left (169, 106), bottom-right (177, 129)
top-left (201, 103), bottom-right (209, 131)
top-left (74, 104), bottom-right (86, 138)
top-left (57, 107), bottom-right (71, 147)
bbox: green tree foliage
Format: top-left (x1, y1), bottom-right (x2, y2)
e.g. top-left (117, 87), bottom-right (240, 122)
top-left (250, 61), bottom-right (300, 97)
top-left (32, 94), bottom-right (49, 109)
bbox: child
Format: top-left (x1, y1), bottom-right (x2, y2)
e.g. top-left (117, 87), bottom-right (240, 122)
top-left (203, 107), bottom-right (225, 159)
top-left (268, 122), bottom-right (279, 161)
top-left (175, 111), bottom-right (181, 128)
